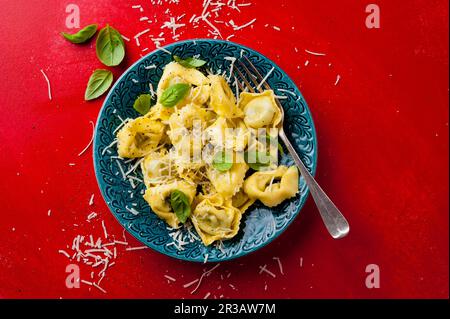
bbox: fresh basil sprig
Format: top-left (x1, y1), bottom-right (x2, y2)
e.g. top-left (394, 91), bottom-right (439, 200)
top-left (133, 94), bottom-right (153, 115)
top-left (159, 83), bottom-right (190, 107)
top-left (244, 151), bottom-right (271, 171)
top-left (61, 24), bottom-right (98, 44)
top-left (85, 69), bottom-right (113, 101)
top-left (173, 56), bottom-right (207, 69)
top-left (96, 24), bottom-right (125, 66)
top-left (212, 151), bottom-right (233, 172)
top-left (170, 190), bottom-right (191, 223)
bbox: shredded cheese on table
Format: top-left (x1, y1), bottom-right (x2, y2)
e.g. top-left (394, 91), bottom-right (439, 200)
top-left (273, 256), bottom-right (284, 275)
top-left (77, 121), bottom-right (95, 156)
top-left (190, 263), bottom-right (221, 294)
top-left (229, 18), bottom-right (256, 31)
top-left (88, 194), bottom-right (95, 206)
top-left (334, 75), bottom-right (341, 86)
top-left (125, 246), bottom-right (149, 251)
top-left (40, 69), bottom-right (52, 101)
top-left (305, 49), bottom-right (326, 56)
top-left (101, 220), bottom-right (108, 239)
top-left (259, 264), bottom-right (276, 278)
top-left (164, 275), bottom-right (176, 282)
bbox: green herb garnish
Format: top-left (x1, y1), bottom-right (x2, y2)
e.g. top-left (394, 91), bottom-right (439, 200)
top-left (96, 24), bottom-right (125, 66)
top-left (212, 151), bottom-right (233, 172)
top-left (84, 69), bottom-right (113, 101)
top-left (173, 56), bottom-right (207, 68)
top-left (244, 151), bottom-right (271, 171)
top-left (266, 133), bottom-right (285, 156)
top-left (133, 94), bottom-right (153, 115)
top-left (61, 24), bottom-right (98, 44)
top-left (159, 83), bottom-right (190, 107)
top-left (170, 190), bottom-right (191, 223)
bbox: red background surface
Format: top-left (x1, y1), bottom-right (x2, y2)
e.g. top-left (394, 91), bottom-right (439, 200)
top-left (0, 0), bottom-right (448, 299)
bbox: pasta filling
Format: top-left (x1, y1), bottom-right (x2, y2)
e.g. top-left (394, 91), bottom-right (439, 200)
top-left (243, 166), bottom-right (299, 207)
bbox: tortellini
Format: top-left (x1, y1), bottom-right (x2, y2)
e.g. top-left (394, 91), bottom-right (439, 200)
top-left (143, 180), bottom-right (196, 229)
top-left (232, 190), bottom-right (255, 214)
top-left (207, 153), bottom-right (248, 198)
top-left (141, 150), bottom-right (171, 187)
top-left (168, 103), bottom-right (213, 132)
top-left (244, 166), bottom-right (299, 207)
top-left (239, 90), bottom-right (282, 129)
top-left (116, 60), bottom-right (300, 247)
top-left (165, 103), bottom-right (215, 160)
top-left (204, 117), bottom-right (248, 151)
top-left (191, 193), bottom-right (242, 246)
top-left (117, 117), bottom-right (165, 158)
top-left (145, 103), bottom-right (174, 122)
top-left (209, 75), bottom-right (243, 118)
top-left (157, 62), bottom-right (209, 98)
top-left (185, 85), bottom-right (211, 105)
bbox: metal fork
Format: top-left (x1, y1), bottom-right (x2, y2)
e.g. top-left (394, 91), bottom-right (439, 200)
top-left (233, 56), bottom-right (350, 239)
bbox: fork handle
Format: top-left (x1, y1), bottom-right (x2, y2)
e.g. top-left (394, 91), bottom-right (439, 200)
top-left (279, 129), bottom-right (350, 239)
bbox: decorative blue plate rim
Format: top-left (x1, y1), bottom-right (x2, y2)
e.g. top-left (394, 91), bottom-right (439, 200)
top-left (93, 39), bottom-right (318, 263)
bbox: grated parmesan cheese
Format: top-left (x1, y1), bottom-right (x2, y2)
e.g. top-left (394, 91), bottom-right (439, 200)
top-left (125, 246), bottom-right (148, 251)
top-left (101, 140), bottom-right (118, 156)
top-left (256, 67), bottom-right (274, 90)
top-left (277, 88), bottom-right (296, 97)
top-left (334, 75), bottom-right (341, 86)
top-left (229, 18), bottom-right (256, 31)
top-left (58, 250), bottom-right (71, 258)
top-left (273, 256), bottom-right (284, 275)
top-left (81, 280), bottom-right (93, 286)
top-left (164, 275), bottom-right (176, 282)
top-left (126, 206), bottom-right (140, 215)
top-left (183, 278), bottom-right (199, 288)
top-left (40, 69), bottom-right (52, 101)
top-left (305, 49), bottom-right (326, 56)
top-left (101, 220), bottom-right (108, 239)
top-left (78, 121), bottom-right (95, 156)
top-left (190, 263), bottom-right (221, 294)
top-left (259, 264), bottom-right (276, 278)
top-left (93, 283), bottom-right (107, 293)
top-left (88, 194), bottom-right (95, 206)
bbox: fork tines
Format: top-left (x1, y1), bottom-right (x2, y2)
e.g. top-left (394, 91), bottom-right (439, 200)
top-left (233, 56), bottom-right (273, 94)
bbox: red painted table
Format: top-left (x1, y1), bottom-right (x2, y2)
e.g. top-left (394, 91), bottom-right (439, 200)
top-left (0, 0), bottom-right (448, 299)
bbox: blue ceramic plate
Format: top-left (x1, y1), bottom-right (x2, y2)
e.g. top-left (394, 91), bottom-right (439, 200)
top-left (93, 39), bottom-right (317, 262)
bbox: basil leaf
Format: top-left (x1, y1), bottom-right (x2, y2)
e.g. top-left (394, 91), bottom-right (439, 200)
top-left (266, 133), bottom-right (284, 156)
top-left (133, 94), bottom-right (153, 115)
top-left (278, 143), bottom-right (285, 155)
top-left (61, 24), bottom-right (98, 44)
top-left (173, 56), bottom-right (207, 68)
top-left (84, 69), bottom-right (113, 101)
top-left (170, 190), bottom-right (191, 223)
top-left (96, 24), bottom-right (125, 66)
top-left (212, 151), bottom-right (233, 172)
top-left (159, 83), bottom-right (190, 107)
top-left (244, 151), bottom-right (271, 171)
